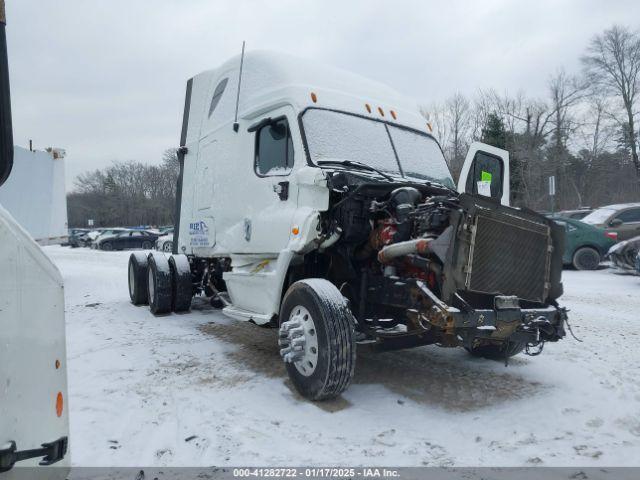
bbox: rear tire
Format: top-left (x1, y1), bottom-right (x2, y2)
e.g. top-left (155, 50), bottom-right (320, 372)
top-left (279, 279), bottom-right (356, 400)
top-left (128, 252), bottom-right (149, 305)
top-left (466, 341), bottom-right (525, 360)
top-left (147, 252), bottom-right (173, 315)
top-left (169, 254), bottom-right (192, 312)
top-left (573, 246), bottom-right (600, 270)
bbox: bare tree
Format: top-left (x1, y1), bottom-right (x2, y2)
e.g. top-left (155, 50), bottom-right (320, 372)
top-left (68, 151), bottom-right (180, 228)
top-left (548, 69), bottom-right (587, 154)
top-left (582, 25), bottom-right (640, 177)
top-left (421, 93), bottom-right (471, 179)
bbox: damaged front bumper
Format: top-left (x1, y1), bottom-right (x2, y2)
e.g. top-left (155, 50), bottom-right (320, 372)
top-left (365, 276), bottom-right (567, 349)
top-left (416, 280), bottom-right (567, 346)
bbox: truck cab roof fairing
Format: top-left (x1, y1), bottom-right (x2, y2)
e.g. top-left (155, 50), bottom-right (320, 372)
top-left (193, 51), bottom-right (429, 136)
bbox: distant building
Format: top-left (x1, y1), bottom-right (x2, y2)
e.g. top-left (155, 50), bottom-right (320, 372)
top-left (0, 145), bottom-right (68, 245)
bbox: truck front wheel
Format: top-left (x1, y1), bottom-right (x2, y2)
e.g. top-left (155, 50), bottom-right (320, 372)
top-left (279, 279), bottom-right (356, 401)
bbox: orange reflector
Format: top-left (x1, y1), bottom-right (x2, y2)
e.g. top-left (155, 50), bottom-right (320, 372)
top-left (292, 226), bottom-right (300, 235)
top-left (378, 107), bottom-right (385, 116)
top-left (390, 110), bottom-right (397, 120)
top-left (56, 392), bottom-right (64, 417)
top-left (365, 103), bottom-right (372, 113)
top-left (55, 359), bottom-right (60, 369)
top-left (310, 92), bottom-right (317, 103)
top-left (426, 122), bottom-right (433, 132)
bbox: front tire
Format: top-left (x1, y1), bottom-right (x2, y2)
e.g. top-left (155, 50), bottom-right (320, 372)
top-left (147, 252), bottom-right (173, 315)
top-left (101, 242), bottom-right (113, 251)
top-left (573, 246), bottom-right (601, 270)
top-left (163, 241), bottom-right (173, 252)
top-left (128, 252), bottom-right (149, 305)
top-left (141, 240), bottom-right (153, 250)
top-left (279, 279), bottom-right (356, 401)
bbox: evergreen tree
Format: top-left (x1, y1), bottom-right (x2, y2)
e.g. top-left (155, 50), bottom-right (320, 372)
top-left (481, 113), bottom-right (507, 149)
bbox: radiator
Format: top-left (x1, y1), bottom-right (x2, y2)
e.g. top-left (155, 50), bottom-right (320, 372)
top-left (465, 208), bottom-right (551, 303)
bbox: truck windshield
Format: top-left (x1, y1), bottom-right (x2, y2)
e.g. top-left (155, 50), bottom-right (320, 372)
top-left (301, 109), bottom-right (454, 188)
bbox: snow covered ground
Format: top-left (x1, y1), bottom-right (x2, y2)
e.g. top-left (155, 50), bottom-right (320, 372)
top-left (44, 246), bottom-right (640, 467)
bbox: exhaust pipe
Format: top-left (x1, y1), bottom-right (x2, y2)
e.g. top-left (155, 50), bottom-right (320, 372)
top-left (0, 0), bottom-right (14, 187)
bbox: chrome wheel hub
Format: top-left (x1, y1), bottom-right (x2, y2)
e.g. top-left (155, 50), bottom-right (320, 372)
top-left (279, 305), bottom-right (319, 377)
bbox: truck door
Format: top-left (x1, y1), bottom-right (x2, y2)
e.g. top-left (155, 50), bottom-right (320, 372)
top-left (457, 142), bottom-right (510, 206)
top-left (244, 107), bottom-right (300, 254)
top-left (208, 105), bottom-right (299, 255)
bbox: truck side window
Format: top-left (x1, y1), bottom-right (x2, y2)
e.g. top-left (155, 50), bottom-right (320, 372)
top-left (255, 118), bottom-right (294, 176)
top-left (208, 77), bottom-right (228, 118)
top-left (465, 151), bottom-right (503, 201)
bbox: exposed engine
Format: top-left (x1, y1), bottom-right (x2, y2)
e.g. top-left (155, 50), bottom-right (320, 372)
top-left (364, 187), bottom-right (454, 295)
top-left (320, 171), bottom-right (567, 352)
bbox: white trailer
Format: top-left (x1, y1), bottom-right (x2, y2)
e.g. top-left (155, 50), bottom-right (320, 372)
top-left (128, 50), bottom-right (567, 401)
top-left (0, 1), bottom-right (69, 475)
top-left (0, 145), bottom-right (68, 245)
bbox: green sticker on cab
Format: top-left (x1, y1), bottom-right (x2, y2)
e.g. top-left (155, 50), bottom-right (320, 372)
top-left (481, 171), bottom-right (492, 182)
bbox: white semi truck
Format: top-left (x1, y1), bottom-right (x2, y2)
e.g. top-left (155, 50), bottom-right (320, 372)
top-left (0, 1), bottom-right (70, 475)
top-left (128, 50), bottom-right (568, 401)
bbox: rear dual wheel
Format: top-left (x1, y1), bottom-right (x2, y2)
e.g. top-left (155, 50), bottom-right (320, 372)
top-left (169, 254), bottom-right (192, 312)
top-left (128, 252), bottom-right (149, 305)
top-left (128, 252), bottom-right (192, 314)
top-left (148, 253), bottom-right (172, 314)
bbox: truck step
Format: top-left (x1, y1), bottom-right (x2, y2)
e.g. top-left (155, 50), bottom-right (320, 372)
top-left (222, 305), bottom-right (273, 325)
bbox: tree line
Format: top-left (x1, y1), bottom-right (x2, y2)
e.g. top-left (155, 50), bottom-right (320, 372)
top-left (68, 25), bottom-right (640, 227)
top-left (423, 25), bottom-right (640, 211)
top-left (67, 149), bottom-right (179, 227)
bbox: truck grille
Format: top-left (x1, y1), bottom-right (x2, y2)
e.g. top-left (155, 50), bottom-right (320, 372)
top-left (466, 209), bottom-right (551, 303)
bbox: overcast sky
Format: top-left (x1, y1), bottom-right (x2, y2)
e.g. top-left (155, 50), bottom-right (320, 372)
top-left (5, 0), bottom-right (639, 190)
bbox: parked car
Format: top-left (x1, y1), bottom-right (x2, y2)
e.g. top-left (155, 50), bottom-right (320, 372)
top-left (581, 203), bottom-right (640, 241)
top-left (67, 228), bottom-right (89, 248)
top-left (549, 216), bottom-right (616, 270)
top-left (155, 230), bottom-right (174, 252)
top-left (90, 228), bottom-right (129, 248)
top-left (607, 235), bottom-right (640, 273)
top-left (555, 208), bottom-right (593, 220)
top-left (97, 230), bottom-right (158, 251)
